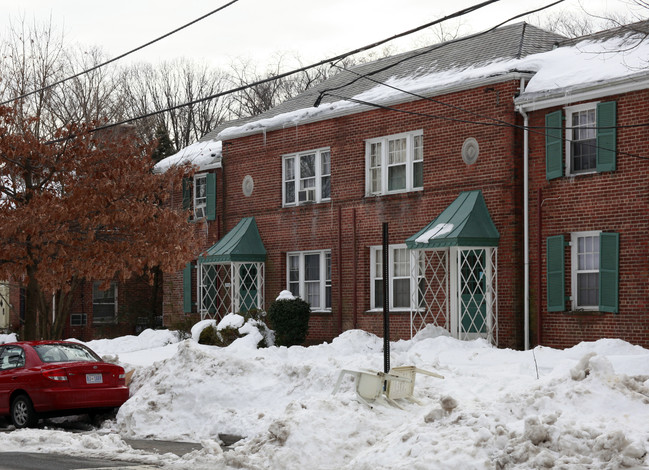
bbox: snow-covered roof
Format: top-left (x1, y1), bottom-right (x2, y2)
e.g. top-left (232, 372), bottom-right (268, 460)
top-left (169, 21), bottom-right (649, 157)
top-left (154, 140), bottom-right (222, 173)
top-left (516, 21), bottom-right (649, 108)
top-left (204, 22), bottom-right (560, 142)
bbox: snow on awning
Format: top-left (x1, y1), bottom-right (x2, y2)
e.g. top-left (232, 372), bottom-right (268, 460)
top-left (199, 217), bottom-right (266, 264)
top-left (406, 190), bottom-right (499, 249)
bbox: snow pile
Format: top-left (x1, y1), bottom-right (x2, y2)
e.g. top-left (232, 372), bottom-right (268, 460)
top-left (0, 332), bottom-right (17, 344)
top-left (1, 327), bottom-right (648, 469)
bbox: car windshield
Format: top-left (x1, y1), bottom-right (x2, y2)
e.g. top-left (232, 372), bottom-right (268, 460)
top-left (34, 343), bottom-right (101, 363)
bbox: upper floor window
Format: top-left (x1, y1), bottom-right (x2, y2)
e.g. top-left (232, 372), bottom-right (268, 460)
top-left (287, 250), bottom-right (331, 311)
top-left (283, 149), bottom-right (331, 206)
top-left (182, 173), bottom-right (216, 221)
top-left (545, 101), bottom-right (616, 180)
top-left (194, 174), bottom-right (207, 219)
top-left (566, 104), bottom-right (597, 175)
top-left (366, 131), bottom-right (423, 196)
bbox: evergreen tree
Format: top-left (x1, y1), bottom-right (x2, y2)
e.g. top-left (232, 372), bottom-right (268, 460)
top-left (151, 124), bottom-right (176, 163)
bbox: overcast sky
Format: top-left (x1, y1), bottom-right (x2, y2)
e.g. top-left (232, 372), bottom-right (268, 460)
top-left (0, 0), bottom-right (645, 70)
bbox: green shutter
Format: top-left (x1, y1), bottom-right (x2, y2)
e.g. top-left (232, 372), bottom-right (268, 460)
top-left (545, 110), bottom-right (563, 180)
top-left (599, 232), bottom-right (619, 313)
top-left (182, 178), bottom-right (191, 211)
top-left (206, 173), bottom-right (216, 221)
top-left (547, 235), bottom-right (565, 312)
top-left (183, 263), bottom-right (193, 313)
top-left (596, 101), bottom-right (617, 173)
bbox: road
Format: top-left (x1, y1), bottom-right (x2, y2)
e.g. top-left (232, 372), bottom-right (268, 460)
top-left (0, 417), bottom-right (243, 470)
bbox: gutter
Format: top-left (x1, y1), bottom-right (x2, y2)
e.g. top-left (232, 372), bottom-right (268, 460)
top-left (515, 72), bottom-right (649, 111)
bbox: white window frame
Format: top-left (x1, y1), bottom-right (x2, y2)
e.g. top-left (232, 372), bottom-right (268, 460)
top-left (365, 130), bottom-right (423, 196)
top-left (370, 244), bottom-right (419, 311)
top-left (571, 231), bottom-right (601, 310)
top-left (282, 148), bottom-right (331, 207)
top-left (193, 173), bottom-right (207, 219)
top-left (565, 102), bottom-right (598, 176)
top-left (286, 250), bottom-right (331, 311)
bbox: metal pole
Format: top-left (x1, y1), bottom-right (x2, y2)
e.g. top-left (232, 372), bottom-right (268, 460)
top-left (382, 222), bottom-right (390, 374)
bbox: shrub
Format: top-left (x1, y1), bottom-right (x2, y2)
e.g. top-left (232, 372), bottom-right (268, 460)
top-left (267, 297), bottom-right (310, 347)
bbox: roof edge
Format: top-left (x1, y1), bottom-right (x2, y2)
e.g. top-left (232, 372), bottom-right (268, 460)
top-left (218, 72), bottom-right (533, 142)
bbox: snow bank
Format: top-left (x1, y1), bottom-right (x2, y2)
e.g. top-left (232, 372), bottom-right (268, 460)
top-left (1, 326), bottom-right (648, 469)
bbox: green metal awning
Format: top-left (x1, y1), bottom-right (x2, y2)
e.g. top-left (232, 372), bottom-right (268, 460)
top-left (406, 190), bottom-right (500, 249)
top-left (199, 217), bottom-right (267, 263)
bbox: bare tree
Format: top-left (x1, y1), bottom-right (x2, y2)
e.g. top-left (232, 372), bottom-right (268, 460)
top-left (122, 59), bottom-right (229, 149)
top-left (0, 16), bottom-right (65, 138)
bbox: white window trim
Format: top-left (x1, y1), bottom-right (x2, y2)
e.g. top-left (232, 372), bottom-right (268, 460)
top-left (565, 102), bottom-right (599, 177)
top-left (370, 244), bottom-right (417, 311)
top-left (286, 250), bottom-right (332, 312)
top-left (282, 148), bottom-right (331, 207)
top-left (570, 230), bottom-right (601, 311)
top-left (365, 130), bottom-right (423, 196)
top-left (193, 173), bottom-right (208, 219)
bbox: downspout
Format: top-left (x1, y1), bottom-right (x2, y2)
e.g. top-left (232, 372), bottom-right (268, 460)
top-left (337, 206), bottom-right (343, 334)
top-left (352, 208), bottom-right (358, 329)
top-left (516, 78), bottom-right (530, 351)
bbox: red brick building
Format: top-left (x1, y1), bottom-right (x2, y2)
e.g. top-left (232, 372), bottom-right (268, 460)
top-left (160, 22), bottom-right (649, 349)
top-left (515, 23), bottom-right (649, 348)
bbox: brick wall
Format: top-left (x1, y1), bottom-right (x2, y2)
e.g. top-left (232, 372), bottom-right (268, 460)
top-left (165, 80), bottom-right (527, 348)
top-left (527, 89), bottom-right (649, 348)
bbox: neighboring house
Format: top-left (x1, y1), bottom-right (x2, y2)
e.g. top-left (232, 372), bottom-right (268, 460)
top-left (514, 21), bottom-right (649, 348)
top-left (158, 21), bottom-right (649, 349)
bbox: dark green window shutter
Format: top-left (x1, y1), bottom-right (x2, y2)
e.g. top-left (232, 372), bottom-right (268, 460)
top-left (596, 101), bottom-right (617, 172)
top-left (545, 110), bottom-right (563, 180)
top-left (206, 173), bottom-right (216, 221)
top-left (182, 178), bottom-right (191, 211)
top-left (547, 235), bottom-right (565, 312)
top-left (183, 263), bottom-right (193, 313)
top-left (599, 232), bottom-right (619, 313)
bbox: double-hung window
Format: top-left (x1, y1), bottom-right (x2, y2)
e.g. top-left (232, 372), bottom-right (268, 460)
top-left (193, 174), bottom-right (207, 219)
top-left (92, 281), bottom-right (117, 324)
top-left (545, 101), bottom-right (617, 179)
top-left (283, 149), bottom-right (331, 206)
top-left (546, 231), bottom-right (619, 313)
top-left (366, 131), bottom-right (423, 196)
top-left (571, 231), bottom-right (600, 309)
top-left (287, 250), bottom-right (331, 311)
top-left (370, 244), bottom-right (417, 310)
top-left (566, 104), bottom-right (597, 174)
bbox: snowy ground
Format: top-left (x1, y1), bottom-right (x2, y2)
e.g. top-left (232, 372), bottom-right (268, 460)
top-left (1, 324), bottom-right (648, 469)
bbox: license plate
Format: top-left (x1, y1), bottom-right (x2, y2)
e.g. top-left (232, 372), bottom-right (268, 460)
top-left (86, 373), bottom-right (103, 384)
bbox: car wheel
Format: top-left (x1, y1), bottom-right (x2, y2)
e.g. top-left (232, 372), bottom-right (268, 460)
top-left (11, 395), bottom-right (38, 429)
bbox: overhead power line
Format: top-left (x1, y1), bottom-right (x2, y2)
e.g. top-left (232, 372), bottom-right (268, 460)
top-left (46, 0), bottom-right (505, 142)
top-left (313, 0), bottom-right (565, 106)
top-left (0, 0), bottom-right (241, 106)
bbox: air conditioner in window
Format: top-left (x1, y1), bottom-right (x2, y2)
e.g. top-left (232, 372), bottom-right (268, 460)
top-left (298, 189), bottom-right (316, 203)
top-left (194, 206), bottom-right (206, 219)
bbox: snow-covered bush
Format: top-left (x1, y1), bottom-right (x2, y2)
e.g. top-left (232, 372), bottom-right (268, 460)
top-left (197, 310), bottom-right (273, 348)
top-left (267, 290), bottom-right (310, 347)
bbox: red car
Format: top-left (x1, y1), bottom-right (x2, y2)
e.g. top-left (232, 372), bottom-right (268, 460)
top-left (0, 341), bottom-right (129, 428)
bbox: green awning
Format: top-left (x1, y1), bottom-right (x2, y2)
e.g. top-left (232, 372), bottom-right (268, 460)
top-left (199, 217), bottom-right (267, 263)
top-left (406, 190), bottom-right (500, 249)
